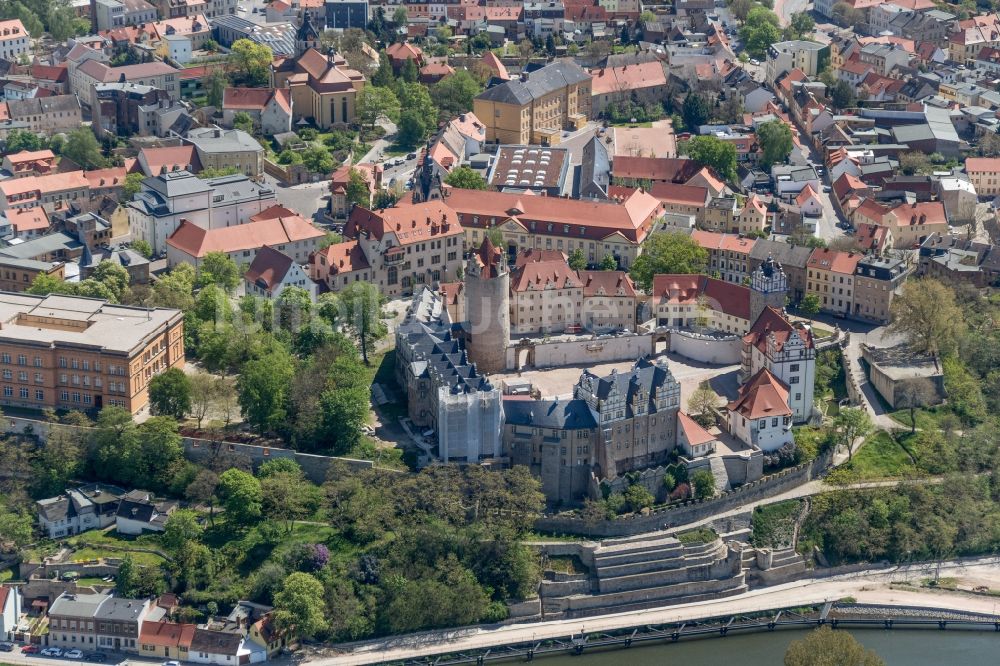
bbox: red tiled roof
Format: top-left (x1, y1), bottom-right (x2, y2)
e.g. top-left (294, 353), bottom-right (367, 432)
top-left (855, 222), bottom-right (890, 252)
top-left (139, 146), bottom-right (199, 177)
top-left (889, 200), bottom-right (946, 227)
top-left (446, 187), bottom-right (663, 244)
top-left (511, 256), bottom-right (579, 292)
top-left (439, 281), bottom-right (463, 306)
top-left (579, 270), bottom-right (636, 298)
top-left (690, 229), bottom-right (756, 254)
top-left (6, 206), bottom-right (49, 232)
top-left (743, 306), bottom-right (814, 356)
top-left (85, 167), bottom-right (127, 189)
top-left (727, 368), bottom-right (791, 419)
top-left (139, 622), bottom-right (196, 649)
top-left (589, 61), bottom-right (666, 95)
top-left (386, 42), bottom-right (423, 61)
top-left (31, 64), bottom-right (67, 83)
top-left (677, 411), bottom-right (716, 447)
top-left (649, 274), bottom-right (751, 320)
top-left (244, 245), bottom-right (296, 291)
top-left (311, 239), bottom-right (369, 275)
top-left (806, 248), bottom-right (863, 275)
top-left (346, 200), bottom-right (463, 247)
top-left (612, 156), bottom-right (700, 182)
top-left (965, 157), bottom-right (1000, 173)
top-left (649, 181), bottom-right (709, 207)
top-left (167, 215), bottom-right (323, 258)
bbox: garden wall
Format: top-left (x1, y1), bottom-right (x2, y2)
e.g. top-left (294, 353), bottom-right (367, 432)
top-left (2, 416), bottom-right (378, 485)
top-left (534, 451), bottom-right (833, 538)
top-left (669, 330), bottom-right (741, 365)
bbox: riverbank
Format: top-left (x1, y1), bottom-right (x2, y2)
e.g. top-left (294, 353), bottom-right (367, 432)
top-left (302, 557), bottom-right (1000, 665)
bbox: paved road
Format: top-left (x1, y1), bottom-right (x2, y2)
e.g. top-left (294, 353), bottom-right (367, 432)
top-left (263, 175), bottom-right (330, 224)
top-left (775, 0), bottom-right (809, 27)
top-left (306, 557), bottom-right (1000, 665)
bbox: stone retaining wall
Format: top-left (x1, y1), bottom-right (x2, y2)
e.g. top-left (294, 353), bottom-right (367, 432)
top-left (669, 330), bottom-right (741, 364)
top-left (534, 451), bottom-right (832, 538)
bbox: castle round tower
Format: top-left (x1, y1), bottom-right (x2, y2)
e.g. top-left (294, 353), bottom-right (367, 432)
top-left (749, 256), bottom-right (788, 324)
top-left (464, 236), bottom-right (510, 374)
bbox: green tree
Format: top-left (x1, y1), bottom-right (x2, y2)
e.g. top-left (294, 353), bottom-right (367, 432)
top-left (232, 111), bottom-right (254, 134)
top-left (62, 127), bottom-right (107, 169)
top-left (198, 251), bottom-right (241, 293)
top-left (397, 82), bottom-right (437, 122)
top-left (186, 469), bottom-right (219, 525)
top-left (273, 572), bottom-right (328, 637)
top-left (90, 261), bottom-right (130, 302)
top-left (372, 52), bottom-right (395, 87)
top-left (123, 172), bottom-right (144, 199)
top-left (444, 165), bottom-right (487, 190)
top-left (629, 232), bottom-right (709, 291)
top-left (335, 281), bottom-right (386, 365)
top-left (278, 149), bottom-right (303, 165)
top-left (217, 468), bottom-right (263, 528)
top-left (47, 4), bottom-right (78, 41)
top-left (687, 382), bottom-right (718, 427)
top-left (899, 152), bottom-right (932, 176)
top-left (396, 109), bottom-right (427, 148)
top-left (740, 6), bottom-right (782, 59)
top-left (148, 367), bottom-right (192, 418)
top-left (205, 69), bottom-right (228, 108)
top-left (345, 168), bottom-right (371, 209)
top-left (115, 553), bottom-right (139, 596)
top-left (237, 349), bottom-right (295, 433)
top-left (599, 253), bottom-right (618, 270)
top-left (31, 429), bottom-right (80, 498)
top-left (5, 129), bottom-right (45, 153)
top-left (230, 39), bottom-right (273, 86)
top-left (729, 0), bottom-right (753, 20)
top-left (356, 86), bottom-right (401, 130)
top-left (888, 279), bottom-right (965, 356)
top-left (130, 239), bottom-right (153, 259)
top-left (567, 248), bottom-right (587, 270)
top-left (681, 93), bottom-right (711, 131)
top-left (624, 484), bottom-right (654, 512)
top-left (188, 371), bottom-right (219, 430)
top-left (784, 626), bottom-right (885, 666)
top-left (197, 166), bottom-right (241, 178)
top-left (162, 508), bottom-right (204, 552)
top-left (401, 56), bottom-right (419, 82)
top-left (757, 120), bottom-right (794, 169)
top-left (392, 6), bottom-right (408, 25)
top-left (800, 293), bottom-right (821, 315)
top-left (788, 11), bottom-right (815, 38)
top-left (433, 69), bottom-right (482, 117)
top-left (830, 79), bottom-right (856, 110)
top-left (691, 470), bottom-right (716, 499)
top-left (833, 407), bottom-right (874, 461)
top-left (260, 466), bottom-right (321, 532)
top-left (301, 145), bottom-right (335, 174)
top-left (682, 135), bottom-right (738, 182)
top-left (135, 417), bottom-right (184, 490)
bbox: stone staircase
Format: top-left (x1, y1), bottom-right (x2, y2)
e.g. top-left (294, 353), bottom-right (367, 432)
top-left (708, 456), bottom-right (731, 493)
top-left (539, 533), bottom-right (748, 619)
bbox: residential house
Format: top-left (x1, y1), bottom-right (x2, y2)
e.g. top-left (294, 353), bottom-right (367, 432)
top-left (166, 209), bottom-right (324, 268)
top-left (648, 274), bottom-right (751, 334)
top-left (0, 257), bottom-right (64, 292)
top-left (853, 254), bottom-right (909, 323)
top-left (851, 198), bottom-right (948, 248)
top-left (473, 60), bottom-right (591, 145)
top-left (221, 88), bottom-right (292, 136)
top-left (93, 82), bottom-right (172, 137)
top-left (805, 248), bottom-right (863, 316)
top-left (134, 145), bottom-right (201, 178)
top-left (35, 484), bottom-right (125, 538)
top-left (243, 245), bottom-right (318, 302)
top-left (0, 171), bottom-right (89, 212)
top-left (0, 586), bottom-right (21, 641)
top-left (771, 164), bottom-right (819, 196)
top-left (182, 127), bottom-right (264, 177)
top-left (589, 61), bottom-right (667, 115)
top-left (795, 184), bottom-right (823, 217)
top-left (3, 206), bottom-right (50, 239)
top-left (328, 162), bottom-right (381, 217)
top-left (138, 621), bottom-right (196, 661)
top-left (306, 238), bottom-right (372, 293)
top-left (726, 368), bottom-right (793, 452)
top-left (5, 95), bottom-right (81, 135)
top-left (72, 61), bottom-right (180, 109)
top-left (917, 232), bottom-right (1000, 287)
top-left (689, 229), bottom-right (756, 284)
top-left (47, 593), bottom-right (109, 649)
top-left (115, 493), bottom-right (178, 535)
top-left (965, 156), bottom-right (1000, 196)
top-left (765, 40), bottom-right (828, 81)
top-left (749, 239), bottom-right (813, 303)
top-left (93, 596), bottom-right (153, 652)
top-left (0, 20), bottom-right (29, 61)
top-left (2, 149), bottom-right (56, 178)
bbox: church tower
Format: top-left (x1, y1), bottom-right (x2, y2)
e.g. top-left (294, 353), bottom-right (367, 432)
top-left (749, 256), bottom-right (788, 324)
top-left (464, 236), bottom-right (510, 374)
top-left (296, 12), bottom-right (319, 56)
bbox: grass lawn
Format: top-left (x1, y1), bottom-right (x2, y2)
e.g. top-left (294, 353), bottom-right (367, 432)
top-left (792, 426), bottom-right (831, 462)
top-left (751, 500), bottom-right (801, 548)
top-left (676, 527), bottom-right (717, 544)
top-left (0, 566), bottom-right (15, 583)
top-left (610, 121), bottom-right (654, 128)
top-left (826, 431), bottom-right (917, 484)
top-left (76, 577), bottom-right (112, 587)
top-left (69, 528), bottom-right (162, 549)
top-left (69, 547), bottom-right (165, 567)
top-left (811, 326), bottom-right (834, 339)
top-left (888, 406), bottom-right (952, 432)
top-left (545, 555), bottom-right (588, 575)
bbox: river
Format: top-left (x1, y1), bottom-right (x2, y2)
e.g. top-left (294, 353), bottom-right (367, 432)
top-left (535, 628), bottom-right (1000, 665)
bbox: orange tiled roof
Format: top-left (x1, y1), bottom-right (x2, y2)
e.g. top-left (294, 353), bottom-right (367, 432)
top-left (727, 368), bottom-right (792, 419)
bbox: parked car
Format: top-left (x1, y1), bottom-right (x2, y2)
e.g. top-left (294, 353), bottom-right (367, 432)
top-left (65, 649), bottom-right (84, 659)
top-left (83, 652), bottom-right (107, 662)
top-left (0, 642), bottom-right (14, 652)
top-left (42, 647), bottom-right (63, 657)
top-left (749, 58), bottom-right (760, 65)
top-left (164, 660), bottom-right (181, 666)
top-left (406, 152), bottom-right (417, 160)
top-left (23, 644), bottom-right (41, 653)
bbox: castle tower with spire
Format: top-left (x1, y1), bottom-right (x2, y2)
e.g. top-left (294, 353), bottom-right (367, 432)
top-left (464, 235), bottom-right (510, 374)
top-left (295, 12), bottom-right (319, 56)
top-left (749, 255), bottom-right (788, 324)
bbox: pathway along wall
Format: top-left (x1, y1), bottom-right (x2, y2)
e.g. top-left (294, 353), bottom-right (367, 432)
top-left (534, 451), bottom-right (833, 538)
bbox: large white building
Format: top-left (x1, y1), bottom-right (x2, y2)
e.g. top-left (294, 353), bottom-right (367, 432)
top-left (126, 170), bottom-right (277, 254)
top-left (727, 368), bottom-right (795, 452)
top-left (740, 305), bottom-right (816, 423)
